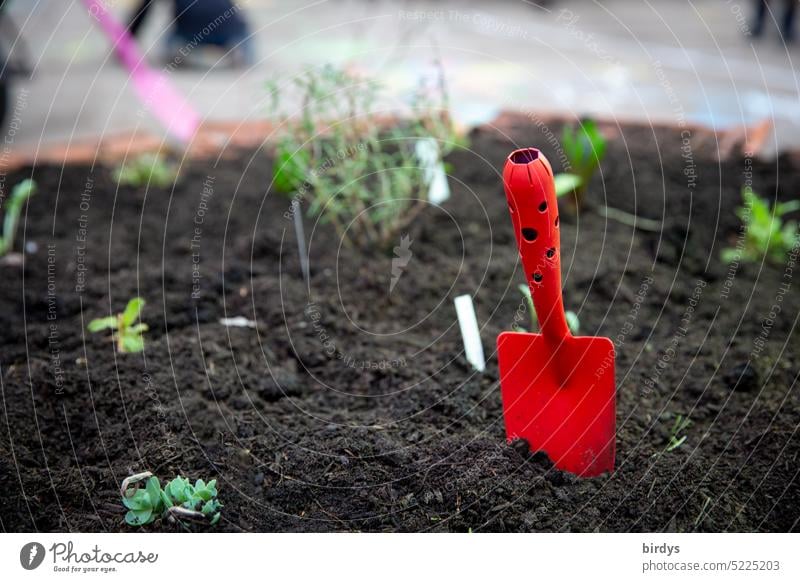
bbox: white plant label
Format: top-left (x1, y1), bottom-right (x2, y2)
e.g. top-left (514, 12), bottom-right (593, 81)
top-left (454, 294), bottom-right (485, 372)
top-left (292, 199), bottom-right (310, 283)
top-left (219, 316), bottom-right (257, 328)
top-left (415, 137), bottom-right (450, 205)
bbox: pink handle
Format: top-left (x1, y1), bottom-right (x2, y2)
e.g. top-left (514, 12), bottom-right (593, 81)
top-left (502, 148), bottom-right (570, 342)
top-left (82, 0), bottom-right (200, 143)
top-left (83, 0), bottom-right (141, 71)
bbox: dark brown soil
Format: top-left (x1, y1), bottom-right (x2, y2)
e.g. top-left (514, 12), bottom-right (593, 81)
top-left (1, 119), bottom-right (799, 532)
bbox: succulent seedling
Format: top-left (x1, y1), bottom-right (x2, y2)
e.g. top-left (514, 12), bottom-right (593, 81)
top-left (0, 179), bottom-right (36, 257)
top-left (88, 297), bottom-right (148, 353)
top-left (722, 187), bottom-right (799, 264)
top-left (121, 472), bottom-right (221, 527)
top-left (114, 153), bottom-right (178, 188)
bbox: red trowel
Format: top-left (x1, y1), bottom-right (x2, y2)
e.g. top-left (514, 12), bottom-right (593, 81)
top-left (497, 148), bottom-right (616, 477)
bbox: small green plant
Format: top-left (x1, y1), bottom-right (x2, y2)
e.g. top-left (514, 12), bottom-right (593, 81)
top-left (114, 153), bottom-right (178, 188)
top-left (88, 297), bottom-right (148, 353)
top-left (553, 173), bottom-right (582, 198)
top-left (121, 472), bottom-right (221, 527)
top-left (560, 119), bottom-right (607, 211)
top-left (267, 64), bottom-right (461, 249)
top-left (554, 128), bottom-right (662, 231)
top-left (0, 179), bottom-right (36, 257)
top-left (722, 187), bottom-right (799, 264)
top-left (665, 414), bottom-right (691, 452)
top-left (514, 283), bottom-right (580, 335)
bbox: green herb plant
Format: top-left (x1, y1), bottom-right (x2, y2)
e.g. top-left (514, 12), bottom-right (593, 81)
top-left (722, 187), bottom-right (799, 264)
top-left (267, 64), bottom-right (461, 250)
top-left (560, 119), bottom-right (606, 212)
top-left (121, 472), bottom-right (221, 527)
top-left (514, 283), bottom-right (580, 335)
top-left (88, 297), bottom-right (148, 353)
top-left (114, 153), bottom-right (178, 188)
top-left (0, 179), bottom-right (36, 257)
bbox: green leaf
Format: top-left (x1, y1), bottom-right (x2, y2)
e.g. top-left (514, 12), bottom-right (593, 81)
top-left (776, 200), bottom-right (800, 216)
top-left (145, 476), bottom-right (162, 508)
top-left (201, 500), bottom-right (219, 515)
top-left (517, 283), bottom-right (537, 332)
top-left (121, 297), bottom-right (145, 327)
top-left (122, 490), bottom-right (151, 511)
top-left (129, 323), bottom-right (149, 335)
top-left (125, 510), bottom-right (143, 526)
top-left (120, 334), bottom-right (145, 353)
top-left (565, 311), bottom-right (581, 335)
top-left (129, 507), bottom-right (154, 526)
top-left (88, 316), bottom-right (118, 332)
top-left (720, 248), bottom-right (739, 264)
top-left (554, 173), bottom-right (582, 198)
top-left (273, 142), bottom-right (309, 194)
top-left (210, 513), bottom-right (221, 526)
top-left (160, 490), bottom-right (174, 508)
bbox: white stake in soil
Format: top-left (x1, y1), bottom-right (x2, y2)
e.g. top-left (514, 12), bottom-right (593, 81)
top-left (415, 137), bottom-right (450, 205)
top-left (454, 294), bottom-right (485, 372)
top-left (292, 199), bottom-right (310, 284)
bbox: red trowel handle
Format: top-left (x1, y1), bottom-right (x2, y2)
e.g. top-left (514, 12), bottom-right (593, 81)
top-left (503, 148), bottom-right (570, 342)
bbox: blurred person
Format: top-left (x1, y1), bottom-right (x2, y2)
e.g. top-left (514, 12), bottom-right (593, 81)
top-left (128, 0), bottom-right (254, 67)
top-left (751, 0), bottom-right (796, 43)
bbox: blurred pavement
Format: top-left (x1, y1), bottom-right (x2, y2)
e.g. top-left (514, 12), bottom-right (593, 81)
top-left (4, 0), bottom-right (800, 156)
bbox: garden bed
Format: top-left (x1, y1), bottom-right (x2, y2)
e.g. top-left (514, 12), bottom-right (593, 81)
top-left (1, 118), bottom-right (798, 532)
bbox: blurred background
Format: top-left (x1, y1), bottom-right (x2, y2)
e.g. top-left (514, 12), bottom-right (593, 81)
top-left (1, 0), bottom-right (798, 156)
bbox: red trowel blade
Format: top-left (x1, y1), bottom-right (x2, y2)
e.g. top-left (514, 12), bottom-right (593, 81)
top-left (497, 331), bottom-right (615, 477)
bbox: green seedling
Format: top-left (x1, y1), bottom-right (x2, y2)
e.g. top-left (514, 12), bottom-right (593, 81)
top-left (665, 414), bottom-right (691, 452)
top-left (514, 283), bottom-right (580, 335)
top-left (267, 64), bottom-right (461, 250)
top-left (114, 153), bottom-right (178, 188)
top-left (88, 297), bottom-right (148, 353)
top-left (0, 179), bottom-right (36, 257)
top-left (121, 472), bottom-right (221, 527)
top-left (722, 187), bottom-right (799, 264)
top-left (560, 119), bottom-right (607, 211)
top-left (554, 173), bottom-right (582, 199)
top-left (554, 130), bottom-right (662, 231)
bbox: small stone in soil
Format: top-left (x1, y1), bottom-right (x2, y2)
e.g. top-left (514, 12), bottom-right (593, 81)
top-left (725, 362), bottom-right (759, 392)
top-left (553, 488), bottom-right (570, 502)
top-left (546, 470), bottom-right (577, 487)
top-left (510, 438), bottom-right (530, 457)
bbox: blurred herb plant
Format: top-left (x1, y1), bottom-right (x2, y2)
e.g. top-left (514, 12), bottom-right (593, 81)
top-left (560, 119), bottom-right (606, 211)
top-left (114, 153), bottom-right (178, 188)
top-left (0, 179), bottom-right (36, 257)
top-left (121, 472), bottom-right (221, 527)
top-left (722, 187), bottom-right (799, 264)
top-left (88, 297), bottom-right (148, 353)
top-left (267, 64), bottom-right (460, 249)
